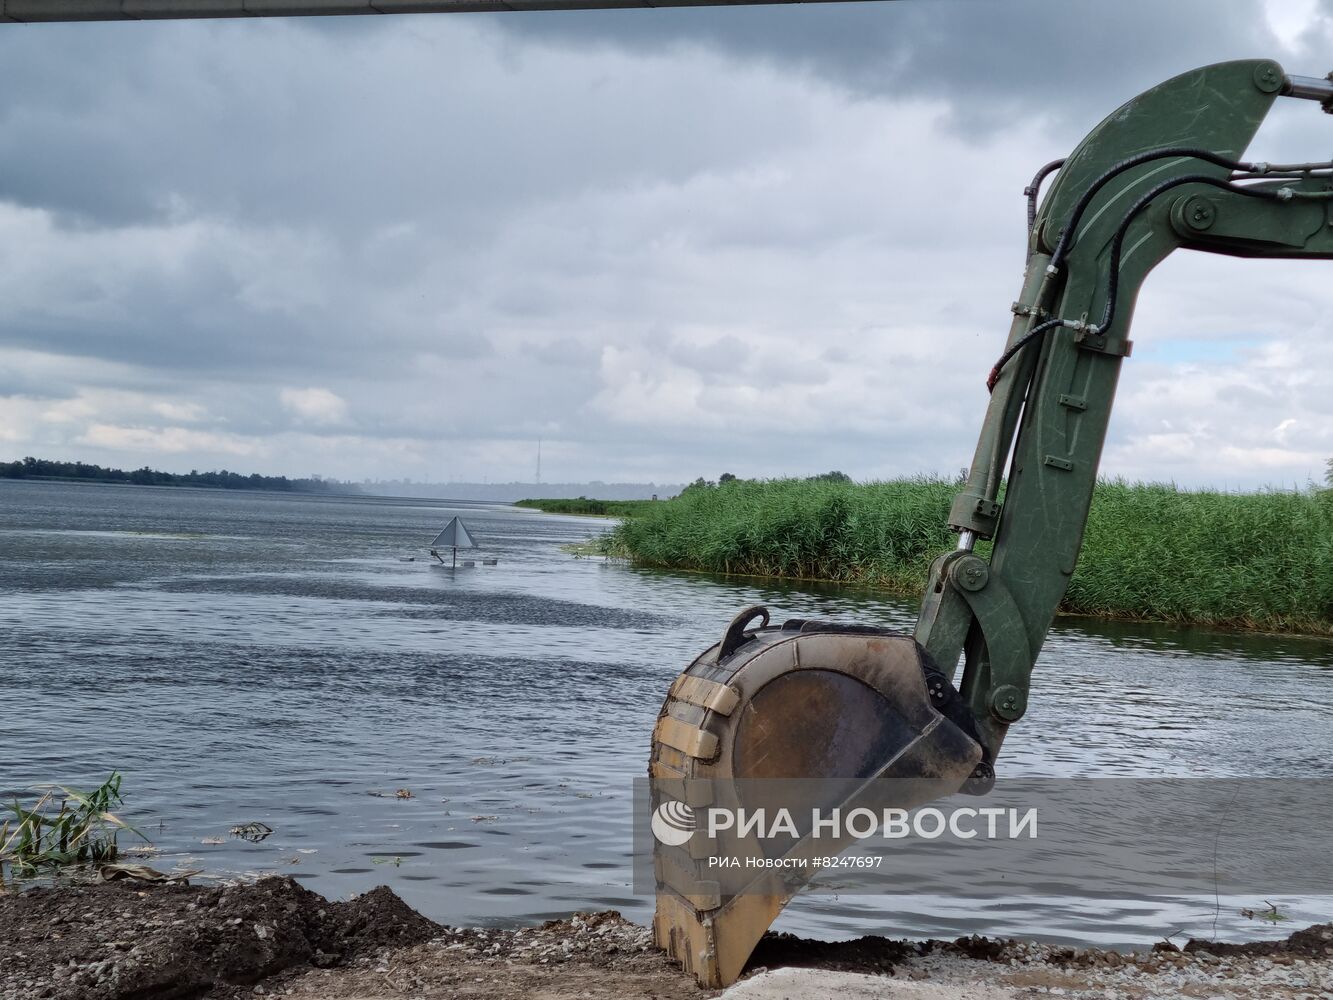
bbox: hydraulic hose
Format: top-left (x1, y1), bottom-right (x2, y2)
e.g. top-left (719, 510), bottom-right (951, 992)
top-left (1025, 158), bottom-right (1066, 236)
top-left (988, 152), bottom-right (1333, 392)
top-left (1093, 174), bottom-right (1333, 339)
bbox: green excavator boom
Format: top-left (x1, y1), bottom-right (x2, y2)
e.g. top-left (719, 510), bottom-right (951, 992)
top-left (918, 58), bottom-right (1333, 764)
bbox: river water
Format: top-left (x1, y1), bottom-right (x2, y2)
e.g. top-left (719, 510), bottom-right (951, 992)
top-left (4, 481), bottom-right (1332, 948)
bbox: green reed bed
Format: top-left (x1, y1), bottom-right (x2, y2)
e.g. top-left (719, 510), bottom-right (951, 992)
top-left (613, 478), bottom-right (1332, 636)
top-left (514, 498), bottom-right (657, 518)
top-left (1069, 481), bottom-right (1332, 634)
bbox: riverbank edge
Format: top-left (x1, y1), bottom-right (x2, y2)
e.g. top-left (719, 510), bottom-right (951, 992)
top-left (618, 555), bottom-right (1333, 640)
top-left (539, 480), bottom-right (1332, 639)
top-left (4, 877), bottom-right (1333, 1000)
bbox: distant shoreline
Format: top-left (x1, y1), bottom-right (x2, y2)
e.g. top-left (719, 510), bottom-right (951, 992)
top-left (0, 475), bottom-right (360, 497)
top-left (0, 457), bottom-right (357, 496)
top-left (0, 478), bottom-right (544, 508)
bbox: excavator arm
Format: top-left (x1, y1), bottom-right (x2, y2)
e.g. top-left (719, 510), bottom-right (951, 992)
top-left (920, 58), bottom-right (1333, 765)
top-left (651, 58), bottom-right (1333, 986)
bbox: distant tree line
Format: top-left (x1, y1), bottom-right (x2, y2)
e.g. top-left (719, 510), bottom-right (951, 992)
top-left (0, 456), bottom-right (356, 494)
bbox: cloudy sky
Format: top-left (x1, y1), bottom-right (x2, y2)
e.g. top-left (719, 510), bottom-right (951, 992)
top-left (1, 0), bottom-right (1331, 487)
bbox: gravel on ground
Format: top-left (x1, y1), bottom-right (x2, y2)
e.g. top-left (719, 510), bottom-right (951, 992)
top-left (3, 877), bottom-right (1331, 1000)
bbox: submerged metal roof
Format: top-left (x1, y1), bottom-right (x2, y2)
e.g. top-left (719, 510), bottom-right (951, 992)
top-left (431, 516), bottom-right (476, 550)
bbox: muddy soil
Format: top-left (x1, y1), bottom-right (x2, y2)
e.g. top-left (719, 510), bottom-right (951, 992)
top-left (3, 878), bottom-right (1332, 1000)
top-left (1, 877), bottom-right (436, 1000)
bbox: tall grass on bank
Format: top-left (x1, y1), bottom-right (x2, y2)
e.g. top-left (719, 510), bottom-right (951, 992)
top-left (616, 478), bottom-right (958, 590)
top-left (1070, 481), bottom-right (1331, 634)
top-left (612, 478), bottom-right (1333, 636)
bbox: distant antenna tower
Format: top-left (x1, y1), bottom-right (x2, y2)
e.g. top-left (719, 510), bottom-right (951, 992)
top-left (536, 438), bottom-right (542, 486)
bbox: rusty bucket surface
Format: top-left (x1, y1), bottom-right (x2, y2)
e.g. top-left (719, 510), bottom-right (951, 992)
top-left (649, 607), bottom-right (983, 987)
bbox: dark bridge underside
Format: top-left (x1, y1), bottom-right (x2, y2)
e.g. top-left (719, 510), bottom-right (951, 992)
top-left (1, 0), bottom-right (887, 24)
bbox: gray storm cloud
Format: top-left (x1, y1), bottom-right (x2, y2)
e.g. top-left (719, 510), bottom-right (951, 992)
top-left (493, 0), bottom-right (1299, 118)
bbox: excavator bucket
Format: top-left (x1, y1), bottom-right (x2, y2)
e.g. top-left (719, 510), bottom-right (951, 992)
top-left (650, 606), bottom-right (985, 987)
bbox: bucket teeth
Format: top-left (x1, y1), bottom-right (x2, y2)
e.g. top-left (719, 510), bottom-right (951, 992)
top-left (654, 890), bottom-right (786, 988)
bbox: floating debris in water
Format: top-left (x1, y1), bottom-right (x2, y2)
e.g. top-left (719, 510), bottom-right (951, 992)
top-left (200, 837), bottom-right (225, 845)
top-left (1242, 901), bottom-right (1290, 923)
top-left (395, 788), bottom-right (414, 800)
top-left (229, 822), bottom-right (274, 843)
top-left (371, 856), bottom-right (403, 867)
top-left (100, 863), bottom-right (201, 884)
top-left (470, 815), bottom-right (499, 823)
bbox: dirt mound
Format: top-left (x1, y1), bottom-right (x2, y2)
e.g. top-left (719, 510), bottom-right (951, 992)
top-left (7, 877), bottom-right (1333, 1000)
top-left (1185, 922), bottom-right (1333, 960)
top-left (0, 876), bottom-right (439, 1000)
top-left (748, 931), bottom-right (917, 975)
top-left (749, 923), bottom-right (1333, 979)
